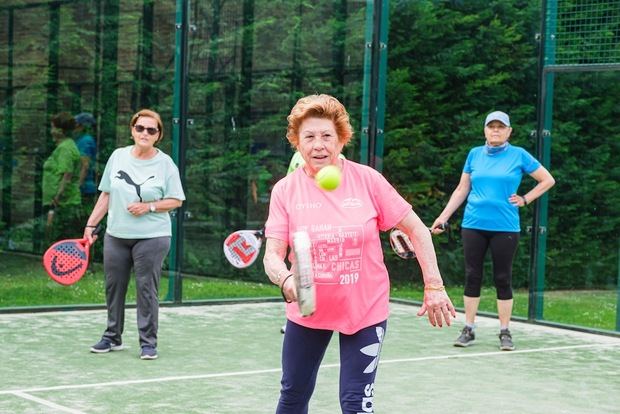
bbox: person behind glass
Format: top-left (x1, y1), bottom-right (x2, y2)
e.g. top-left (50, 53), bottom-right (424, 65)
top-left (431, 111), bottom-right (555, 351)
top-left (84, 109), bottom-right (185, 360)
top-left (42, 112), bottom-right (83, 245)
top-left (263, 94), bottom-right (456, 414)
top-left (74, 112), bottom-right (98, 207)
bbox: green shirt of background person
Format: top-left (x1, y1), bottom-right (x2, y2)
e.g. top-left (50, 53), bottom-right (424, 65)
top-left (287, 151), bottom-right (346, 175)
top-left (42, 112), bottom-right (83, 245)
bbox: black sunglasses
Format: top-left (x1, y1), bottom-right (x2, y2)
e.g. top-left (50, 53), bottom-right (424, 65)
top-left (133, 124), bottom-right (159, 136)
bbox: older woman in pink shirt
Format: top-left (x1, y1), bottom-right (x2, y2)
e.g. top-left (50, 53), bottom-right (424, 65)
top-left (263, 94), bottom-right (455, 414)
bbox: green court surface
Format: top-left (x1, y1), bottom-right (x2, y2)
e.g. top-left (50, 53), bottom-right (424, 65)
top-left (0, 302), bottom-right (618, 414)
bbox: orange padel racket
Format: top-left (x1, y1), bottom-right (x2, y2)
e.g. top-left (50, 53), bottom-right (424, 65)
top-left (43, 224), bottom-right (103, 286)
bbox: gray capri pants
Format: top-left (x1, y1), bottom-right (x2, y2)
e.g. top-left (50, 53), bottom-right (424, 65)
top-left (101, 233), bottom-right (171, 348)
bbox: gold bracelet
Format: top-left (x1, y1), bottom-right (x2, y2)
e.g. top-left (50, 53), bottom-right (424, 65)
top-left (424, 284), bottom-right (445, 291)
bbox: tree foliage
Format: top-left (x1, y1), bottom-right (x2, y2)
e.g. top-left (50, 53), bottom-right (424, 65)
top-left (384, 0), bottom-right (619, 289)
top-left (0, 0), bottom-right (617, 290)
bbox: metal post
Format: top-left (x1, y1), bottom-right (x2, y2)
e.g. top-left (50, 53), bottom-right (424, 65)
top-left (359, 1), bottom-right (373, 165)
top-left (529, 0), bottom-right (556, 321)
top-left (367, 0), bottom-right (381, 169)
top-left (616, 237), bottom-right (620, 332)
top-left (2, 8), bottom-right (14, 235)
top-left (373, 0), bottom-right (389, 172)
top-left (167, 0), bottom-right (190, 303)
top-left (360, 0), bottom-right (389, 172)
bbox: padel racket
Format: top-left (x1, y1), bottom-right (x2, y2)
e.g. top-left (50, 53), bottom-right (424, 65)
top-left (223, 229), bottom-right (265, 269)
top-left (43, 224), bottom-right (103, 286)
top-left (292, 230), bottom-right (315, 317)
top-left (389, 223), bottom-right (447, 260)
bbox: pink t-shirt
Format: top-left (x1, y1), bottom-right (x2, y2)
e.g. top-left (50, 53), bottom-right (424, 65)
top-left (265, 159), bottom-right (411, 334)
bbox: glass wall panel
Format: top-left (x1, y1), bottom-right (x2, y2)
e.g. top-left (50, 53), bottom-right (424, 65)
top-left (0, 0), bottom-right (176, 307)
top-left (3, 0), bottom-right (615, 335)
top-left (181, 0), bottom-right (368, 298)
top-left (543, 71), bottom-right (620, 331)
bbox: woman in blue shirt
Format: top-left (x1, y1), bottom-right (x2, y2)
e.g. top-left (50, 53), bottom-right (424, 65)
top-left (431, 111), bottom-right (555, 351)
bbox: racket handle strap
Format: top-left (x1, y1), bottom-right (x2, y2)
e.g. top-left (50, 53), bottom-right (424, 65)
top-left (280, 274), bottom-right (294, 303)
top-left (90, 223), bottom-right (104, 236)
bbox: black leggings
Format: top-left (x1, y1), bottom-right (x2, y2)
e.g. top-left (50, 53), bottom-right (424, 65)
top-left (462, 228), bottom-right (520, 300)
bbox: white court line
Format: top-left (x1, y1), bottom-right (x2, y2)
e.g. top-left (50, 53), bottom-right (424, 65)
top-left (379, 342), bottom-right (619, 365)
top-left (11, 391), bottom-right (87, 414)
top-left (2, 342), bottom-right (617, 396)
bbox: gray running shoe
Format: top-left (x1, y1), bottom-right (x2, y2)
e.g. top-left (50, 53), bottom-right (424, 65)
top-left (499, 329), bottom-right (515, 351)
top-left (454, 326), bottom-right (475, 347)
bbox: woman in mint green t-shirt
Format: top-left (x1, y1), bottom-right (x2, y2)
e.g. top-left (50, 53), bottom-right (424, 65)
top-left (83, 109), bottom-right (185, 360)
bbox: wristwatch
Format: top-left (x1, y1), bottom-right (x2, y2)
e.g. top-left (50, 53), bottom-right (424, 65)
top-left (149, 203), bottom-right (156, 213)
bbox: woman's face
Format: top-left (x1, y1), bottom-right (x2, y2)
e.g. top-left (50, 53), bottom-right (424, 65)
top-left (484, 121), bottom-right (512, 146)
top-left (131, 116), bottom-right (160, 150)
top-left (297, 117), bottom-right (344, 177)
top-left (50, 124), bottom-right (64, 141)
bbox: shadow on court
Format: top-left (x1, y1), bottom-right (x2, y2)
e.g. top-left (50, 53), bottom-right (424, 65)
top-left (0, 302), bottom-right (618, 413)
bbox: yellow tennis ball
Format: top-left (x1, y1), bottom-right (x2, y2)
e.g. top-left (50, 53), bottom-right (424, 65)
top-left (315, 165), bottom-right (341, 191)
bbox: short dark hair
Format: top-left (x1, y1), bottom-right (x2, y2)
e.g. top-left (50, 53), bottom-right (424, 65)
top-left (51, 112), bottom-right (76, 136)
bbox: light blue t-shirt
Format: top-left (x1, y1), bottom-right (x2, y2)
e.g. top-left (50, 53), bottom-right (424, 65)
top-left (461, 144), bottom-right (540, 232)
top-left (99, 146), bottom-right (186, 239)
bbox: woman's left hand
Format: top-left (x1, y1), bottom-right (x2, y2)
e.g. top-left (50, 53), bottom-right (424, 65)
top-left (509, 193), bottom-right (527, 207)
top-left (127, 202), bottom-right (149, 216)
top-left (417, 289), bottom-right (457, 327)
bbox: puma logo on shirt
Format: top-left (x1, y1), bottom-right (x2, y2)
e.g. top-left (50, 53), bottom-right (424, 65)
top-left (115, 170), bottom-right (154, 202)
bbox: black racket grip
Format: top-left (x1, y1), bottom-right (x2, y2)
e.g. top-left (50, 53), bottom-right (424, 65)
top-left (256, 228), bottom-right (265, 240)
top-left (431, 222), bottom-right (448, 231)
top-left (92, 223), bottom-right (104, 236)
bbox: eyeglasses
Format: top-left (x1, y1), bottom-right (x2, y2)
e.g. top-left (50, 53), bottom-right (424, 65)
top-left (133, 124), bottom-right (159, 135)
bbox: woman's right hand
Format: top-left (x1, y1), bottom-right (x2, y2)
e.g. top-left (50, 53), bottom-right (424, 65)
top-left (280, 275), bottom-right (297, 303)
top-left (83, 226), bottom-right (99, 245)
top-left (430, 219), bottom-right (448, 234)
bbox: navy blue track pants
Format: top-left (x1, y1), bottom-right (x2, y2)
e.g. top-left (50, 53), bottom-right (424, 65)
top-left (276, 319), bottom-right (387, 414)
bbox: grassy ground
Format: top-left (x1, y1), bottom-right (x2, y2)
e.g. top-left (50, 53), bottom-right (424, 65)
top-left (392, 283), bottom-right (617, 331)
top-left (1, 252), bottom-right (617, 331)
top-left (0, 252), bottom-right (280, 307)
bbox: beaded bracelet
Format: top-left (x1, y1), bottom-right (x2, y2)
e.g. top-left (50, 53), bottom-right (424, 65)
top-left (280, 274), bottom-right (294, 303)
